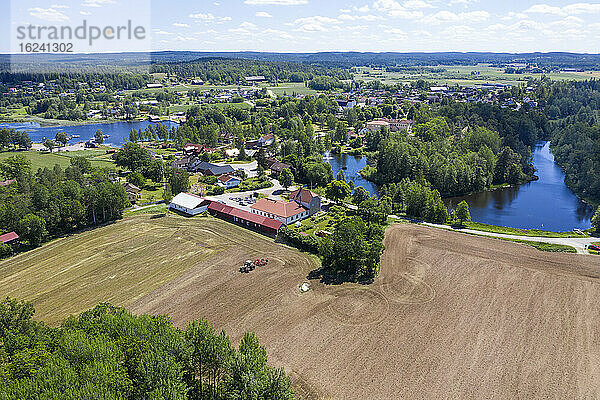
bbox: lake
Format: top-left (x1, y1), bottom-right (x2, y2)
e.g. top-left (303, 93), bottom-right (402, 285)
top-left (324, 152), bottom-right (379, 196)
top-left (0, 120), bottom-right (179, 147)
top-left (445, 141), bottom-right (594, 232)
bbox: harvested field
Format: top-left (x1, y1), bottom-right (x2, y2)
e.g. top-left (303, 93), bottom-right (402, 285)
top-left (2, 218), bottom-right (600, 399)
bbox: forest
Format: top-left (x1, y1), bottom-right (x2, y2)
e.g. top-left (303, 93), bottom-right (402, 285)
top-left (537, 80), bottom-right (600, 203)
top-left (0, 154), bottom-right (128, 257)
top-left (151, 58), bottom-right (351, 84)
top-left (0, 298), bottom-right (294, 400)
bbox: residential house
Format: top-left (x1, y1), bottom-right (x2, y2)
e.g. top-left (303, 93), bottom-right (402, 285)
top-left (218, 174), bottom-right (242, 189)
top-left (258, 134), bottom-right (275, 148)
top-left (192, 161), bottom-right (235, 176)
top-left (170, 193), bottom-right (211, 216)
top-left (250, 198), bottom-right (310, 226)
top-left (122, 182), bottom-right (142, 204)
top-left (171, 156), bottom-right (196, 170)
top-left (289, 187), bottom-right (321, 216)
top-left (183, 143), bottom-right (207, 156)
top-left (270, 161), bottom-right (292, 177)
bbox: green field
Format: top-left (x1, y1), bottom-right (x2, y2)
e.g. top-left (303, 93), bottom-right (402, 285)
top-left (0, 150), bottom-right (115, 171)
top-left (353, 65), bottom-right (600, 86)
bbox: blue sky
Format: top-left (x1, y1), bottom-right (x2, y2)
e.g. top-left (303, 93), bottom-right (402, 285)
top-left (2, 0), bottom-right (600, 53)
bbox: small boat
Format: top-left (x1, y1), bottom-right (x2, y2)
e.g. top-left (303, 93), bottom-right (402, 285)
top-left (71, 134), bottom-right (80, 138)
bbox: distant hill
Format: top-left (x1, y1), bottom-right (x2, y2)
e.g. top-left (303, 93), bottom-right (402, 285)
top-left (3, 51), bottom-right (600, 72)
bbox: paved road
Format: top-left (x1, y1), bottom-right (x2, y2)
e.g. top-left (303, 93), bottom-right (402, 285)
top-left (389, 217), bottom-right (595, 254)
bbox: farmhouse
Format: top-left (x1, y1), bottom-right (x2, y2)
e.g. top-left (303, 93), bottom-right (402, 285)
top-left (218, 174), bottom-right (242, 189)
top-left (208, 202), bottom-right (283, 235)
top-left (270, 161), bottom-right (292, 177)
top-left (122, 182), bottom-right (141, 204)
top-left (170, 193), bottom-right (211, 216)
top-left (289, 187), bottom-right (321, 216)
top-left (250, 198), bottom-right (310, 226)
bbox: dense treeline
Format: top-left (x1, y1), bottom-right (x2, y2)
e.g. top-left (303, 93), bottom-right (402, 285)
top-left (151, 57), bottom-right (351, 84)
top-left (0, 71), bottom-right (151, 90)
top-left (0, 155), bottom-right (128, 256)
top-left (0, 298), bottom-right (294, 400)
top-left (524, 79), bottom-right (600, 203)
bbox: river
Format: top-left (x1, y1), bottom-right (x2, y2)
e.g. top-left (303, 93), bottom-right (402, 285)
top-left (0, 120), bottom-right (179, 147)
top-left (445, 142), bottom-right (593, 232)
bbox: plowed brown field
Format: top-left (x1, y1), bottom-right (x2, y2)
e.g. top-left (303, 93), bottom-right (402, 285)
top-left (2, 216), bottom-right (599, 399)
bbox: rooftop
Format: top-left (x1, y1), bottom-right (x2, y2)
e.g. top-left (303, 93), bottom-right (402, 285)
top-left (251, 198), bottom-right (307, 218)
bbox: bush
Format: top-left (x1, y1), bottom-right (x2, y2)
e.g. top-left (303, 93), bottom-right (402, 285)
top-left (278, 227), bottom-right (320, 253)
top-left (0, 242), bottom-right (12, 258)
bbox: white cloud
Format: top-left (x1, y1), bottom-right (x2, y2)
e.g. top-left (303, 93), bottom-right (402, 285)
top-left (524, 4), bottom-right (565, 16)
top-left (373, 0), bottom-right (423, 18)
top-left (448, 0), bottom-right (479, 5)
top-left (51, 4), bottom-right (69, 9)
top-left (354, 5), bottom-right (371, 12)
top-left (338, 14), bottom-right (382, 21)
top-left (28, 7), bottom-right (69, 22)
top-left (80, 11), bottom-right (92, 15)
top-left (173, 23), bottom-right (190, 27)
top-left (81, 0), bottom-right (116, 7)
top-left (190, 13), bottom-right (215, 21)
top-left (154, 30), bottom-right (174, 35)
top-left (423, 10), bottom-right (489, 24)
top-left (525, 3), bottom-right (600, 17)
top-left (244, 0), bottom-right (307, 5)
top-left (255, 11), bottom-right (273, 17)
top-left (403, 0), bottom-right (434, 9)
top-left (294, 16), bottom-right (342, 32)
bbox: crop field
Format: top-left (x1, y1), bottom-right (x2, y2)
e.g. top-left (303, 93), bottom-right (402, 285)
top-left (2, 217), bottom-right (600, 398)
top-left (354, 65), bottom-right (598, 86)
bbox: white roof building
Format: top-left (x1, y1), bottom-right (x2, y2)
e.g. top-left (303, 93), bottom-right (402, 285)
top-left (170, 193), bottom-right (211, 216)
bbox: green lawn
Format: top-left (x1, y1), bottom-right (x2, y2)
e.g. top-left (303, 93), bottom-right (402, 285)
top-left (0, 150), bottom-right (115, 171)
top-left (464, 221), bottom-right (585, 238)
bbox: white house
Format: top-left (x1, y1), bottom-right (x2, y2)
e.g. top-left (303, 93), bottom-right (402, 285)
top-left (170, 193), bottom-right (211, 216)
top-left (218, 174), bottom-right (242, 189)
top-left (258, 134), bottom-right (275, 147)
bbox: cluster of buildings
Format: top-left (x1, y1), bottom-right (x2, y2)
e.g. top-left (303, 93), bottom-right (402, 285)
top-left (169, 187), bottom-right (321, 236)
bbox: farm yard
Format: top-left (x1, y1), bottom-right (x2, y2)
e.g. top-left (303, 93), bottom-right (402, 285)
top-left (1, 217), bottom-right (600, 398)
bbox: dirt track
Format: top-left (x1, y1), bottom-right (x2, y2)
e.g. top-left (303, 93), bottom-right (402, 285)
top-left (4, 216), bottom-right (600, 398)
top-left (130, 221), bottom-right (600, 399)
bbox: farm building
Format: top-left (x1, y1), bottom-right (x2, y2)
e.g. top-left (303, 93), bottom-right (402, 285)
top-left (208, 202), bottom-right (283, 235)
top-left (170, 193), bottom-right (211, 216)
top-left (250, 198), bottom-right (310, 226)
